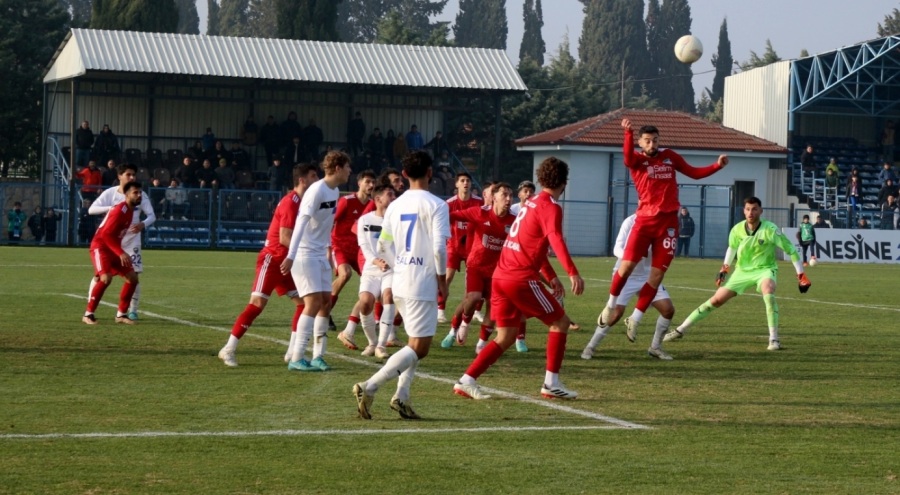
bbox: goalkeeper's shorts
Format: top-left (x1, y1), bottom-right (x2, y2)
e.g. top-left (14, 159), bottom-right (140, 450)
top-left (723, 267), bottom-right (777, 295)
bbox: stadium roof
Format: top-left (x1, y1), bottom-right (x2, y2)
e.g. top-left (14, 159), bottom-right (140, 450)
top-left (43, 29), bottom-right (527, 93)
top-left (515, 108), bottom-right (787, 154)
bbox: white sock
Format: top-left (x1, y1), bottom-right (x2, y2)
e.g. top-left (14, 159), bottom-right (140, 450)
top-left (544, 371), bottom-right (559, 388)
top-left (360, 311), bottom-right (377, 346)
top-left (365, 346), bottom-right (417, 395)
top-left (291, 314), bottom-right (315, 362)
top-left (587, 325), bottom-right (610, 348)
top-left (379, 304), bottom-right (395, 346)
top-left (344, 318), bottom-right (358, 336)
top-left (630, 309), bottom-right (645, 323)
top-left (445, 328), bottom-right (457, 338)
top-left (312, 316), bottom-right (329, 359)
top-left (88, 277), bottom-right (97, 301)
top-left (459, 374), bottom-right (476, 385)
top-left (606, 294), bottom-right (618, 309)
top-left (287, 331), bottom-right (297, 357)
top-left (652, 316), bottom-right (671, 349)
top-left (769, 327), bottom-right (779, 342)
top-left (225, 335), bottom-right (239, 351)
top-left (395, 358), bottom-right (418, 402)
top-left (128, 283), bottom-right (141, 313)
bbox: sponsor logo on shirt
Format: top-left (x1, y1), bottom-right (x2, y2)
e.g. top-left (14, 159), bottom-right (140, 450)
top-left (363, 225), bottom-right (382, 233)
top-left (320, 200), bottom-right (336, 210)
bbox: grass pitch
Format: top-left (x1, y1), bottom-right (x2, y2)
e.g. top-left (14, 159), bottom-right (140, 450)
top-left (1, 246), bottom-right (898, 494)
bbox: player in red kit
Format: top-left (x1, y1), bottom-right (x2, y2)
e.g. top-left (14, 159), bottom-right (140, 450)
top-left (217, 164), bottom-right (321, 367)
top-left (439, 183), bottom-right (516, 350)
top-left (453, 157), bottom-right (584, 400)
top-left (327, 170), bottom-right (376, 330)
top-left (438, 173), bottom-right (483, 323)
top-left (600, 118), bottom-right (728, 342)
top-left (82, 181), bottom-right (143, 325)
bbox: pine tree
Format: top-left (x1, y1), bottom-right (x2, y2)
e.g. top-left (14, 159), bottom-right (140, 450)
top-left (246, 0), bottom-right (277, 37)
top-left (273, 0), bottom-right (297, 38)
top-left (272, 0), bottom-right (340, 41)
top-left (175, 0), bottom-right (199, 34)
top-left (877, 8), bottom-right (900, 36)
top-left (519, 0), bottom-right (545, 65)
top-left (207, 0), bottom-right (220, 35)
top-left (454, 0), bottom-right (507, 49)
top-left (657, 0), bottom-right (694, 112)
top-left (373, 0), bottom-right (449, 46)
top-left (375, 9), bottom-right (420, 45)
top-left (63, 0), bottom-right (91, 28)
top-left (0, 0), bottom-right (69, 177)
top-left (309, 0), bottom-right (340, 41)
top-left (91, 0), bottom-right (178, 32)
top-left (219, 0), bottom-right (249, 37)
top-left (578, 0), bottom-right (647, 108)
top-left (337, 0), bottom-right (386, 42)
top-left (738, 39), bottom-right (781, 70)
top-left (708, 17), bottom-right (732, 104)
top-left (644, 0), bottom-right (663, 101)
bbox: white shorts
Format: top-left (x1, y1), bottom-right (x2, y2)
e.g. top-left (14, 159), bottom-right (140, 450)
top-left (618, 277), bottom-right (670, 305)
top-left (359, 272), bottom-right (393, 298)
top-left (393, 296), bottom-right (437, 338)
top-left (291, 257), bottom-right (331, 298)
top-left (122, 236), bottom-right (144, 273)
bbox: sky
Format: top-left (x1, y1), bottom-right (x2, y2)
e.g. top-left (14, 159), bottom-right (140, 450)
top-left (198, 0), bottom-right (896, 100)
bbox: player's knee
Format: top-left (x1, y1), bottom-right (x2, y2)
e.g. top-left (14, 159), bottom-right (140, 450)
top-left (98, 274), bottom-right (112, 284)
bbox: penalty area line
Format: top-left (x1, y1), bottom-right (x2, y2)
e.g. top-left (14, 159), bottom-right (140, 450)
top-left (62, 293), bottom-right (649, 430)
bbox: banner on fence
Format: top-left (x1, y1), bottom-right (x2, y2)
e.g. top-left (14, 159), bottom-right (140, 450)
top-left (783, 228), bottom-right (900, 264)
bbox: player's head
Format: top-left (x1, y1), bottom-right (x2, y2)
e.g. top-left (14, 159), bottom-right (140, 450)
top-left (122, 181), bottom-right (143, 206)
top-left (357, 169), bottom-right (376, 196)
top-left (536, 156), bottom-right (569, 191)
top-left (517, 180), bottom-right (535, 202)
top-left (322, 150), bottom-right (352, 180)
top-left (293, 163), bottom-right (320, 189)
top-left (372, 184), bottom-right (396, 209)
top-left (455, 172), bottom-right (472, 194)
top-left (401, 150), bottom-right (432, 180)
top-left (482, 181), bottom-right (495, 206)
top-left (802, 214), bottom-right (810, 223)
top-left (379, 167), bottom-right (405, 193)
top-left (116, 163), bottom-right (138, 183)
top-left (492, 182), bottom-right (513, 216)
top-left (637, 126), bottom-right (660, 156)
top-left (742, 196), bottom-right (763, 223)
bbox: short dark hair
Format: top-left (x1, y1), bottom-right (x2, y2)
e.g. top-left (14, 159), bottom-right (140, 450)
top-left (372, 184), bottom-right (392, 197)
top-left (117, 163), bottom-right (137, 175)
top-left (456, 171), bottom-right (472, 181)
top-left (536, 157), bottom-right (569, 189)
top-left (401, 151), bottom-right (431, 179)
top-left (802, 214), bottom-right (810, 220)
top-left (358, 169), bottom-right (377, 181)
top-left (378, 168), bottom-right (401, 187)
top-left (293, 163), bottom-right (319, 185)
top-left (122, 181), bottom-right (142, 193)
top-left (493, 182), bottom-right (513, 195)
top-left (638, 125), bottom-right (659, 136)
top-left (743, 196), bottom-right (762, 207)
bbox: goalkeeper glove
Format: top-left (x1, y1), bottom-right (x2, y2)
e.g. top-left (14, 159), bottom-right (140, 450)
top-left (798, 273), bottom-right (811, 293)
top-left (715, 265), bottom-right (729, 287)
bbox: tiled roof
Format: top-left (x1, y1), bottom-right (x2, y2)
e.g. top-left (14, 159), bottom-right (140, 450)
top-left (515, 108), bottom-right (786, 154)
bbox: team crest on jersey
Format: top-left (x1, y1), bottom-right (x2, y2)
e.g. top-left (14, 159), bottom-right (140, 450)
top-left (758, 239), bottom-right (765, 245)
top-left (663, 159), bottom-right (672, 165)
top-left (667, 228), bottom-right (675, 237)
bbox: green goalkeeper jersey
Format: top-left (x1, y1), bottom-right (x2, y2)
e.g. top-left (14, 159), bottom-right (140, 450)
top-left (728, 218), bottom-right (800, 271)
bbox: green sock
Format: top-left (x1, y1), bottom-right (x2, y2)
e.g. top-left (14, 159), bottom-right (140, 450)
top-left (681, 299), bottom-right (716, 330)
top-left (763, 294), bottom-right (779, 329)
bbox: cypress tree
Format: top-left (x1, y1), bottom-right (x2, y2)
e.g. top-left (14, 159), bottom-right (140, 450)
top-left (91, 0), bottom-right (177, 33)
top-left (519, 0), bottom-right (545, 65)
top-left (644, 0), bottom-right (663, 100)
top-left (579, 0), bottom-right (647, 107)
top-left (207, 0), bottom-right (221, 35)
top-left (658, 0), bottom-right (694, 112)
top-left (709, 17), bottom-right (732, 104)
top-left (219, 0), bottom-right (249, 37)
top-left (175, 0), bottom-right (200, 34)
top-left (454, 0), bottom-right (506, 49)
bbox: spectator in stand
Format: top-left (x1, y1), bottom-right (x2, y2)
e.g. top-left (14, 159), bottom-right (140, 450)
top-left (78, 199), bottom-right (96, 243)
top-left (824, 168), bottom-right (839, 208)
top-left (197, 159), bottom-right (218, 189)
top-left (260, 115), bottom-right (283, 166)
top-left (148, 178), bottom-right (167, 218)
top-left (303, 119), bottom-right (324, 160)
top-left (268, 156), bottom-right (290, 193)
top-left (28, 206), bottom-right (44, 243)
top-left (165, 179), bottom-right (189, 220)
top-left (405, 124), bottom-right (424, 151)
top-left (175, 156), bottom-right (199, 188)
top-left (857, 218), bottom-right (870, 229)
top-left (367, 127), bottom-right (385, 166)
top-left (216, 158), bottom-right (235, 190)
top-left (882, 120), bottom-right (895, 163)
top-left (285, 136), bottom-right (305, 167)
top-left (877, 161), bottom-right (897, 185)
top-left (877, 178), bottom-right (898, 206)
top-left (393, 131), bottom-right (409, 161)
top-left (825, 157), bottom-right (840, 177)
top-left (211, 140), bottom-right (231, 166)
top-left (847, 175), bottom-right (862, 223)
top-left (186, 140), bottom-right (205, 164)
top-left (102, 159), bottom-right (119, 187)
top-left (281, 111), bottom-right (302, 146)
top-left (800, 144), bottom-right (816, 174)
top-left (241, 116), bottom-right (258, 147)
top-left (94, 124), bottom-right (119, 164)
top-left (384, 129), bottom-right (397, 166)
top-left (76, 160), bottom-right (103, 200)
top-left (352, 150), bottom-right (373, 174)
top-left (229, 142), bottom-right (249, 171)
top-left (346, 111), bottom-right (365, 156)
top-left (881, 195), bottom-right (898, 230)
top-left (201, 127), bottom-right (216, 153)
top-left (74, 120), bottom-right (94, 169)
top-left (424, 130), bottom-right (447, 158)
top-left (44, 207), bottom-right (61, 244)
top-left (813, 215), bottom-right (830, 229)
top-left (676, 207), bottom-right (695, 257)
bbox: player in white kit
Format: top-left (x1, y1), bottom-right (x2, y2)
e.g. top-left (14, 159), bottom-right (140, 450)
top-left (87, 162), bottom-right (156, 321)
top-left (353, 151), bottom-right (450, 420)
top-left (280, 151), bottom-right (351, 372)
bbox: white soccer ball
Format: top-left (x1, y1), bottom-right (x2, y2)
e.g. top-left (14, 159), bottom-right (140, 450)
top-left (674, 35), bottom-right (703, 64)
top-left (808, 257), bottom-right (818, 267)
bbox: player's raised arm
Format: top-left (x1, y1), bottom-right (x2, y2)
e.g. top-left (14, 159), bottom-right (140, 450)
top-left (672, 152), bottom-right (728, 180)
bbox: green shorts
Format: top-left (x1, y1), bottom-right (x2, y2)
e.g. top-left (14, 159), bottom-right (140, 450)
top-left (724, 267), bottom-right (777, 295)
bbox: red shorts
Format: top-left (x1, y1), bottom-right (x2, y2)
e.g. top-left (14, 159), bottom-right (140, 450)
top-left (622, 211), bottom-right (678, 271)
top-left (252, 252), bottom-right (298, 298)
top-left (465, 265), bottom-right (493, 298)
top-left (447, 250), bottom-right (466, 271)
top-left (490, 277), bottom-right (565, 329)
top-left (332, 243), bottom-right (361, 275)
top-left (90, 247), bottom-right (133, 277)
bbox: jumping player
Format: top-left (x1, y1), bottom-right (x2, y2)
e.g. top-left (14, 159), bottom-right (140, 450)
top-left (600, 118), bottom-right (728, 342)
top-left (217, 164), bottom-right (320, 367)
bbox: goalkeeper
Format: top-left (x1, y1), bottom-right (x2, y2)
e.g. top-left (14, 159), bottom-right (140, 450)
top-left (663, 196), bottom-right (811, 350)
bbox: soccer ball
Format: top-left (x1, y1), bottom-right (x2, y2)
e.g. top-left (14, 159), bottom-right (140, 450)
top-left (808, 257), bottom-right (818, 267)
top-left (674, 35), bottom-right (703, 64)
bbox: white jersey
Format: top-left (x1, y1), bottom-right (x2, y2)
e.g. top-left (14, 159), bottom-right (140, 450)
top-left (379, 189), bottom-right (450, 301)
top-left (613, 214), bottom-right (651, 280)
top-left (510, 203), bottom-right (522, 216)
top-left (357, 212), bottom-right (391, 277)
top-left (286, 178), bottom-right (339, 260)
top-left (89, 186), bottom-right (156, 249)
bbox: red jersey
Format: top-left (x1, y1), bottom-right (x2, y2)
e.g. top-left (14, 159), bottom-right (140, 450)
top-left (332, 194), bottom-right (369, 248)
top-left (450, 205), bottom-right (516, 271)
top-left (90, 201), bottom-right (134, 256)
top-left (623, 128), bottom-right (722, 216)
top-left (446, 194), bottom-right (483, 255)
top-left (494, 191), bottom-right (578, 282)
top-left (262, 191), bottom-right (301, 259)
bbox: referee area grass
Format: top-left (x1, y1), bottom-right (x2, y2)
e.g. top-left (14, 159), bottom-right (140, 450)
top-left (1, 246), bottom-right (898, 494)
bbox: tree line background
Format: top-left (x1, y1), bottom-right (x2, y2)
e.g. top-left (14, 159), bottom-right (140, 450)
top-left (2, 0), bottom-right (898, 180)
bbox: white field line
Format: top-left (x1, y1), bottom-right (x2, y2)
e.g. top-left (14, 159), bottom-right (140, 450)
top-left (0, 425), bottom-right (621, 441)
top-left (61, 294), bottom-right (649, 431)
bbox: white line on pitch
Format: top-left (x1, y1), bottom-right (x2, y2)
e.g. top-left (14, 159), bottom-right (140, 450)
top-left (62, 294), bottom-right (648, 430)
top-left (0, 425), bottom-right (622, 441)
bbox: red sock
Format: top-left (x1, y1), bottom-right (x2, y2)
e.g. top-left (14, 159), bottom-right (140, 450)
top-left (437, 292), bottom-right (446, 310)
top-left (118, 282), bottom-right (138, 314)
top-left (451, 313), bottom-right (461, 329)
top-left (87, 278), bottom-right (110, 313)
top-left (479, 325), bottom-right (494, 341)
top-left (546, 331), bottom-right (567, 373)
top-left (232, 303), bottom-right (264, 338)
top-left (330, 294), bottom-right (338, 308)
top-left (462, 313), bottom-right (473, 324)
top-left (374, 301), bottom-right (383, 321)
top-left (464, 341), bottom-right (505, 380)
top-left (291, 304), bottom-right (304, 333)
top-left (475, 299), bottom-right (484, 311)
top-left (609, 272), bottom-right (626, 296)
top-left (517, 320), bottom-right (527, 340)
top-left (635, 283), bottom-right (659, 312)
top-left (348, 315), bottom-right (360, 324)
